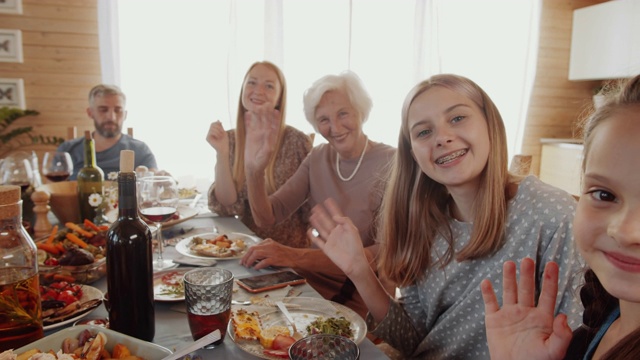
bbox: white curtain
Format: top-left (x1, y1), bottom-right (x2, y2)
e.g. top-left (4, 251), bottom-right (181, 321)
top-left (97, 0), bottom-right (120, 85)
top-left (98, 0), bottom-right (541, 184)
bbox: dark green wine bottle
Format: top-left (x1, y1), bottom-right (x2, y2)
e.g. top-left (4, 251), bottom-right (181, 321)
top-left (106, 150), bottom-right (155, 341)
top-left (77, 131), bottom-right (104, 223)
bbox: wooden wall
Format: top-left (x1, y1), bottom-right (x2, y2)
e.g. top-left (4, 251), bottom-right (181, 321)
top-left (0, 0), bottom-right (101, 160)
top-left (0, 0), bottom-right (612, 176)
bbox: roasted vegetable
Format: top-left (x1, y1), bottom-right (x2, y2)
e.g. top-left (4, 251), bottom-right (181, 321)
top-left (58, 247), bottom-right (95, 266)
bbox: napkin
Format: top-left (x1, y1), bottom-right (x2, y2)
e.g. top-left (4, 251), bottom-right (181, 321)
top-left (172, 254), bottom-right (217, 267)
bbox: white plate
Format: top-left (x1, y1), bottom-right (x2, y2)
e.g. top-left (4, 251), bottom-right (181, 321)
top-left (153, 267), bottom-right (195, 302)
top-left (15, 325), bottom-right (172, 358)
top-left (162, 206), bottom-right (199, 229)
top-left (43, 285), bottom-right (103, 331)
top-left (175, 232), bottom-right (260, 260)
top-left (229, 297), bottom-right (367, 360)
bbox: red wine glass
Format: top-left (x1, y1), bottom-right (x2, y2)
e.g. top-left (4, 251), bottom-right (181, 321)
top-left (137, 175), bottom-right (179, 270)
top-left (1, 152), bottom-right (34, 191)
top-left (42, 151), bottom-right (73, 182)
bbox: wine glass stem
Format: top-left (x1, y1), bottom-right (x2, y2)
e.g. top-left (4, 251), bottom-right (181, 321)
top-left (156, 222), bottom-right (164, 262)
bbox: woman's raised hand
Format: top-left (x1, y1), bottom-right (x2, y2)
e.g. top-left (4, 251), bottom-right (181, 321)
top-left (244, 103), bottom-right (281, 173)
top-left (308, 198), bottom-right (369, 277)
top-left (206, 121), bottom-right (229, 153)
top-left (480, 258), bottom-right (573, 360)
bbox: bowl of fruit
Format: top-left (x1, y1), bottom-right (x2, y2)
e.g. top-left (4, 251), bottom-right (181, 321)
top-left (37, 220), bottom-right (108, 284)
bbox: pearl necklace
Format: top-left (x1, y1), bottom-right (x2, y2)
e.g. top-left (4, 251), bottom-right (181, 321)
top-left (336, 137), bottom-right (369, 182)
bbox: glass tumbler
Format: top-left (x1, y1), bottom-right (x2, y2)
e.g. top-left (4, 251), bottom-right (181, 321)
top-left (183, 267), bottom-right (234, 348)
top-left (289, 334), bottom-right (360, 360)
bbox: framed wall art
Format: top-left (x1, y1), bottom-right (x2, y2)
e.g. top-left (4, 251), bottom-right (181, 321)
top-left (0, 0), bottom-right (23, 14)
top-left (0, 29), bottom-right (23, 63)
top-left (0, 78), bottom-right (26, 109)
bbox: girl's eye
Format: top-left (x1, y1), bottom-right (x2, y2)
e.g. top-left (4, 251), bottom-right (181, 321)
top-left (417, 129), bottom-right (431, 138)
top-left (589, 190), bottom-right (617, 202)
top-left (246, 80), bottom-right (256, 86)
top-left (451, 115), bottom-right (465, 123)
top-left (266, 84), bottom-right (275, 90)
top-left (338, 111), bottom-right (348, 118)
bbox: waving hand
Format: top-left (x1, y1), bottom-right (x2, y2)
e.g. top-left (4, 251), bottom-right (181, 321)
top-left (480, 258), bottom-right (573, 360)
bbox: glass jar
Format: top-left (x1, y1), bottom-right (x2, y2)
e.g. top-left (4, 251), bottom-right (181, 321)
top-left (0, 185), bottom-right (43, 351)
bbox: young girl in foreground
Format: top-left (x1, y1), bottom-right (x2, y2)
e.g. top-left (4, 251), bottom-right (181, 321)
top-left (482, 74), bottom-right (640, 360)
top-left (309, 74), bottom-right (583, 358)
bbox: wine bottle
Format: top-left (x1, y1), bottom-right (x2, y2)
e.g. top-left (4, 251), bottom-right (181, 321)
top-left (106, 150), bottom-right (155, 341)
top-left (77, 131), bottom-right (104, 223)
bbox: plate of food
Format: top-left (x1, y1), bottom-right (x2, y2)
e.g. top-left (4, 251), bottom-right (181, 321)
top-left (14, 325), bottom-right (171, 359)
top-left (153, 267), bottom-right (194, 302)
top-left (175, 232), bottom-right (260, 260)
top-left (40, 283), bottom-right (103, 331)
top-left (229, 297), bottom-right (366, 359)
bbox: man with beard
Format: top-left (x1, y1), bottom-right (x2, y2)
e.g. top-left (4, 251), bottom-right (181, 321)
top-left (58, 84), bottom-right (158, 179)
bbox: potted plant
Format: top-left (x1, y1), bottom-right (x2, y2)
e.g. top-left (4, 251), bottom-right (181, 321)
top-left (1, 107), bottom-right (64, 159)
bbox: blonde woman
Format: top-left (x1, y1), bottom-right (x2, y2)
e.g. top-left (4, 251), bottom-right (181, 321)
top-left (309, 74), bottom-right (583, 358)
top-left (207, 61), bottom-right (312, 248)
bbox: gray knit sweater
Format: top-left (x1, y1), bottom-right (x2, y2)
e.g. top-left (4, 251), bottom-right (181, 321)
top-left (368, 175), bottom-right (584, 359)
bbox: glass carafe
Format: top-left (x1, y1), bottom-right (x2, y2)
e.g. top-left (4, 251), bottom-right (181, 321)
top-left (0, 185), bottom-right (43, 351)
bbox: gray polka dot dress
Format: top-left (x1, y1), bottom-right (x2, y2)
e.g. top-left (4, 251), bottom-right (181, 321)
top-left (367, 176), bottom-right (584, 359)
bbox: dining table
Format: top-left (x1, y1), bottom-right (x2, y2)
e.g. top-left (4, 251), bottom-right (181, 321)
top-left (42, 208), bottom-right (391, 360)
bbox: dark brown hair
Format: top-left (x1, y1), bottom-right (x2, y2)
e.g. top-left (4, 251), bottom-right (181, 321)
top-left (574, 74), bottom-right (640, 360)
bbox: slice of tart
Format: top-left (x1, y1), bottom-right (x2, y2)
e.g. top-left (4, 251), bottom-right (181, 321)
top-left (232, 309), bottom-right (262, 341)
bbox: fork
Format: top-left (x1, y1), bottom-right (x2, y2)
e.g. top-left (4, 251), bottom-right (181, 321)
top-left (276, 301), bottom-right (303, 340)
top-left (160, 330), bottom-right (221, 360)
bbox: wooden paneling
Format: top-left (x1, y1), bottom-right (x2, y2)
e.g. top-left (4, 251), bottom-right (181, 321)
top-left (0, 0), bottom-right (101, 148)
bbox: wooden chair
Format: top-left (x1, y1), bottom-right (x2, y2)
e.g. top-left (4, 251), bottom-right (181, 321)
top-left (509, 154), bottom-right (533, 176)
top-left (67, 126), bottom-right (134, 140)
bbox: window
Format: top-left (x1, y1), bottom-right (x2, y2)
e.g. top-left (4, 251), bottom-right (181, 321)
top-left (104, 0), bottom-right (540, 183)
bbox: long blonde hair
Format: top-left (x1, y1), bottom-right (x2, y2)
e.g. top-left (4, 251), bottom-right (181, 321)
top-left (232, 61), bottom-right (287, 194)
top-left (378, 74), bottom-right (511, 287)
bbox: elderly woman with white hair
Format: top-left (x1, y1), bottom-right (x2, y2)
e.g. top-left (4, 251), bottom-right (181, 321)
top-left (240, 70), bottom-right (396, 317)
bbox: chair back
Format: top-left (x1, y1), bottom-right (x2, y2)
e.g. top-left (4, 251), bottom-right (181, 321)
top-left (509, 154), bottom-right (532, 176)
top-left (67, 126), bottom-right (134, 139)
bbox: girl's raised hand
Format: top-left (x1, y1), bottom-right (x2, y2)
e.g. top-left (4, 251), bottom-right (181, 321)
top-left (480, 258), bottom-right (573, 360)
top-left (206, 121), bottom-right (229, 153)
top-left (308, 198), bottom-right (369, 277)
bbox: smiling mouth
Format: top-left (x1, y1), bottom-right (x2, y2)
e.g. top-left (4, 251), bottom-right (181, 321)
top-left (436, 149), bottom-right (467, 165)
top-left (250, 97), bottom-right (266, 105)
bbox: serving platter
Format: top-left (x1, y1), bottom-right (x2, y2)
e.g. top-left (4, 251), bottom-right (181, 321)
top-left (175, 232), bottom-right (260, 260)
top-left (229, 297), bottom-right (367, 360)
top-left (43, 285), bottom-right (103, 331)
top-left (15, 325), bottom-right (171, 358)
